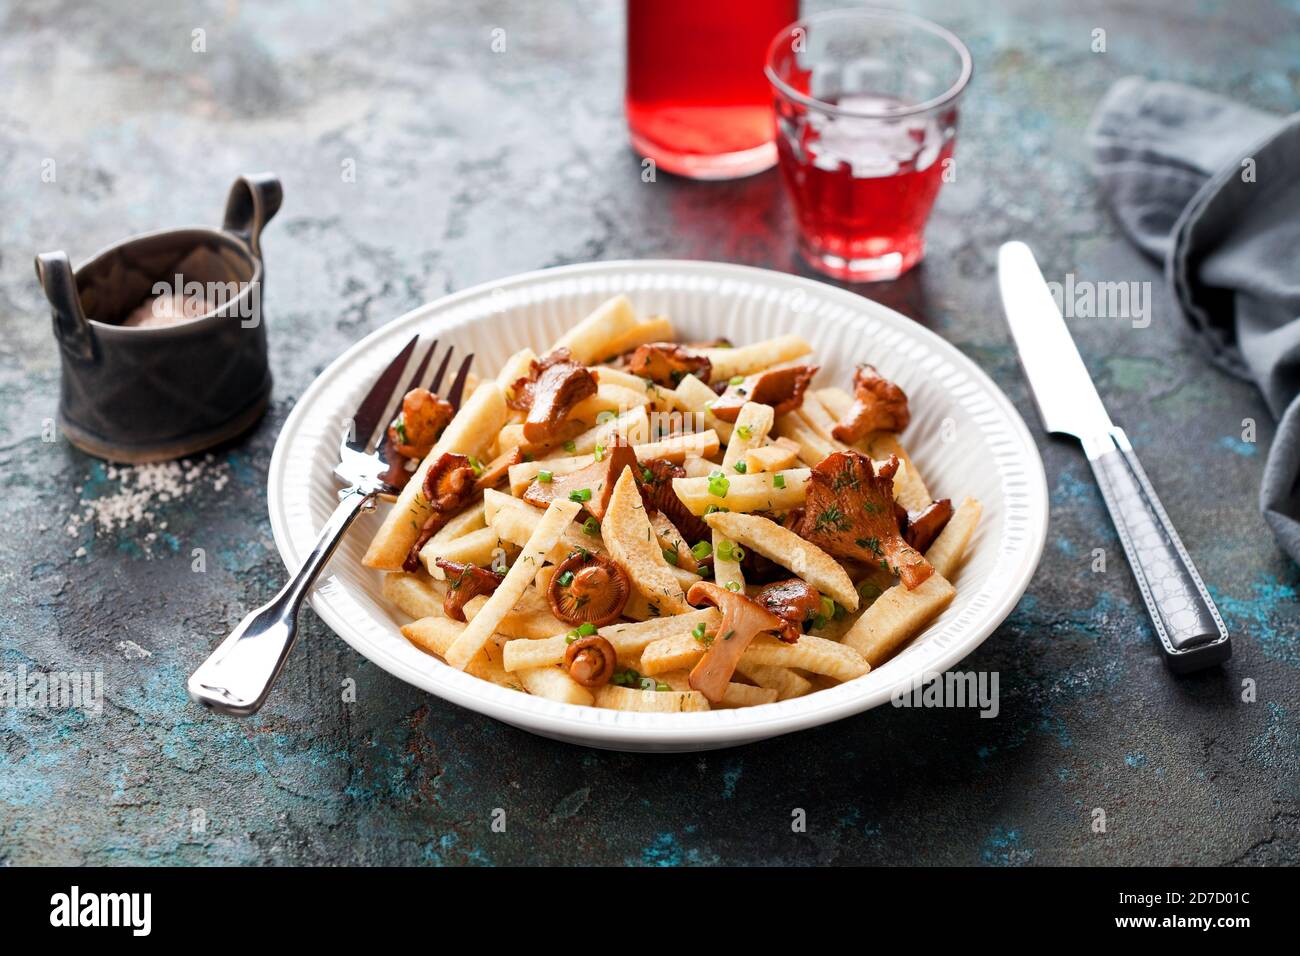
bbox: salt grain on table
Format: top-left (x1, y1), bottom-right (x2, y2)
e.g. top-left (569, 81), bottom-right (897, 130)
top-left (66, 454), bottom-right (233, 557)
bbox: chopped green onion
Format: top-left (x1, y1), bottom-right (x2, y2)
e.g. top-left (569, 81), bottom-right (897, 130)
top-left (733, 461), bottom-right (747, 474)
top-left (655, 682), bottom-right (670, 692)
top-left (859, 580), bottom-right (882, 600)
top-left (569, 487), bottom-right (592, 502)
top-left (736, 424), bottom-right (753, 440)
top-left (820, 595), bottom-right (836, 620)
top-left (640, 467), bottom-right (654, 483)
top-left (729, 375), bottom-right (744, 386)
top-left (661, 547), bottom-right (679, 566)
top-left (468, 456), bottom-right (484, 477)
top-left (639, 676), bottom-right (657, 691)
top-left (593, 444), bottom-right (605, 462)
top-left (691, 541), bottom-right (712, 560)
top-left (556, 570), bottom-right (575, 587)
top-left (565, 632), bottom-right (579, 643)
top-left (582, 517), bottom-right (600, 536)
top-left (707, 471), bottom-right (730, 498)
top-left (773, 474), bottom-right (786, 489)
top-left (612, 667), bottom-right (642, 687)
top-left (563, 440), bottom-right (577, 453)
top-left (725, 581), bottom-right (741, 593)
top-left (577, 621), bottom-right (597, 636)
top-left (704, 504), bottom-right (729, 515)
top-left (715, 539), bottom-right (744, 562)
top-left (812, 614), bottom-right (828, 630)
top-left (537, 469), bottom-right (553, 483)
top-left (692, 622), bottom-right (707, 639)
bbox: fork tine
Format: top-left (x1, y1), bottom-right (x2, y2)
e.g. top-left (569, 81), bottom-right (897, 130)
top-left (366, 337), bottom-right (442, 456)
top-left (446, 354), bottom-right (474, 410)
top-left (429, 344), bottom-right (455, 394)
top-left (349, 335), bottom-right (418, 451)
top-left (403, 339), bottom-right (438, 396)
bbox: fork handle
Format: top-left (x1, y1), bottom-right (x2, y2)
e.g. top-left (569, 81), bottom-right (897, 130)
top-left (187, 487), bottom-right (375, 715)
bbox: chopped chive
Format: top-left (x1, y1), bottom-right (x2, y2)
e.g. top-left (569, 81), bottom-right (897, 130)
top-left (556, 570), bottom-right (575, 587)
top-left (661, 547), bottom-right (679, 566)
top-left (569, 487), bottom-right (592, 502)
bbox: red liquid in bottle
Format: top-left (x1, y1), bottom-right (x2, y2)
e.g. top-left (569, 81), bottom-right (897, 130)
top-left (776, 95), bottom-right (956, 280)
top-left (626, 0), bottom-right (798, 179)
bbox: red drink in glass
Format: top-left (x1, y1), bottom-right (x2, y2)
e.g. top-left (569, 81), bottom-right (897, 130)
top-left (778, 96), bottom-right (956, 277)
top-left (626, 0), bottom-right (799, 180)
top-left (766, 11), bottom-right (972, 281)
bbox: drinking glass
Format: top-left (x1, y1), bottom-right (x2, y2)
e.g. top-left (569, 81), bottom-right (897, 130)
top-left (626, 0), bottom-right (799, 180)
top-left (765, 9), bottom-right (972, 281)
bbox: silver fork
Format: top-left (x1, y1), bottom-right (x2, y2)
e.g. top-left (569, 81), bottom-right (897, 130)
top-left (187, 336), bottom-right (474, 716)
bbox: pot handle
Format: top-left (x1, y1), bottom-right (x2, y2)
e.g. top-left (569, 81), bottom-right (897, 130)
top-left (222, 173), bottom-right (283, 258)
top-left (35, 250), bottom-right (95, 362)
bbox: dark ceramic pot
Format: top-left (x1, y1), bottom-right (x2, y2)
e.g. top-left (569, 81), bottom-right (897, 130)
top-left (36, 174), bottom-right (282, 463)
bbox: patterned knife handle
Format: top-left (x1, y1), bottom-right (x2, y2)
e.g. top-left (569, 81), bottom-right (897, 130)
top-left (1084, 427), bottom-right (1230, 673)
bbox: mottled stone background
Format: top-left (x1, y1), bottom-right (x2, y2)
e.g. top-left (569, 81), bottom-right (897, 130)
top-left (1, 0), bottom-right (1297, 865)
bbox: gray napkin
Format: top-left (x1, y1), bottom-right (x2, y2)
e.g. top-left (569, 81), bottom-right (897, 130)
top-left (1089, 77), bottom-right (1300, 562)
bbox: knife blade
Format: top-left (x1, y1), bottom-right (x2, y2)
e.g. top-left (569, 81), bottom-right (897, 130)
top-left (997, 241), bottom-right (1230, 673)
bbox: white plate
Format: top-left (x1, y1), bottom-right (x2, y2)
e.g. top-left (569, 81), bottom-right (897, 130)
top-left (268, 260), bottom-right (1047, 752)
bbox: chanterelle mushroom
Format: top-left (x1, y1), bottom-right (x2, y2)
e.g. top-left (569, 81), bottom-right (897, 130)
top-left (903, 498), bottom-right (954, 554)
top-left (635, 458), bottom-right (710, 543)
top-left (756, 578), bottom-right (823, 626)
top-left (435, 559), bottom-right (505, 622)
top-left (710, 365), bottom-right (818, 423)
top-left (793, 451), bottom-right (934, 590)
top-left (381, 387), bottom-right (457, 491)
top-left (626, 342), bottom-right (712, 387)
top-left (473, 446), bottom-right (524, 492)
top-left (831, 365), bottom-right (910, 443)
top-left (564, 635), bottom-right (617, 688)
top-left (522, 436), bottom-right (637, 520)
top-left (685, 581), bottom-right (800, 704)
top-left (548, 550), bottom-right (631, 627)
top-left (404, 452), bottom-right (478, 571)
top-left (508, 348), bottom-right (598, 443)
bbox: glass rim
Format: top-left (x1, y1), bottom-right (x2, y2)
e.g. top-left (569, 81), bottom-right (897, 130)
top-left (764, 8), bottom-right (974, 120)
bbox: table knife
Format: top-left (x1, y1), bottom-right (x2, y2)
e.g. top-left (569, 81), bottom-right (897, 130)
top-left (997, 241), bottom-right (1230, 673)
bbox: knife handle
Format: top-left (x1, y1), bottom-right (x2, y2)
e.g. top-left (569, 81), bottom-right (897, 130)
top-left (1085, 427), bottom-right (1230, 672)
